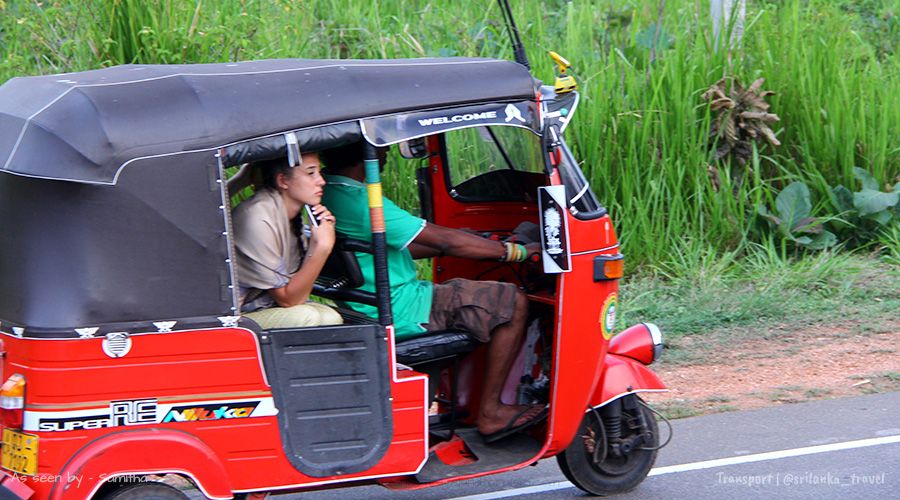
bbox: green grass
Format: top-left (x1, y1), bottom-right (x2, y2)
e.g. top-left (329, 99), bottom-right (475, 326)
top-left (0, 0), bottom-right (897, 271)
top-left (618, 252), bottom-right (899, 340)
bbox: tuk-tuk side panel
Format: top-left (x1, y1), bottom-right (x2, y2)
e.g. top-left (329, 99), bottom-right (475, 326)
top-left (0, 153), bottom-right (234, 330)
top-left (13, 329), bottom-right (270, 410)
top-left (544, 213), bottom-right (620, 455)
top-left (225, 365), bottom-right (428, 492)
top-left (6, 328), bottom-right (269, 496)
top-left (5, 327), bottom-right (428, 494)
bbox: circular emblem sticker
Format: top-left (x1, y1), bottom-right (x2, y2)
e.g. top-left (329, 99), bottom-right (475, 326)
top-left (102, 332), bottom-right (132, 358)
top-left (600, 293), bottom-right (617, 340)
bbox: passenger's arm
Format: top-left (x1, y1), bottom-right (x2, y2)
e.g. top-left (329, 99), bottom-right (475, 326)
top-left (412, 223), bottom-right (540, 261)
top-left (269, 205), bottom-right (336, 307)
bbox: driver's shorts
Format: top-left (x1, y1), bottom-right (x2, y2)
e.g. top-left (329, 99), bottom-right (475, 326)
top-left (424, 278), bottom-right (520, 343)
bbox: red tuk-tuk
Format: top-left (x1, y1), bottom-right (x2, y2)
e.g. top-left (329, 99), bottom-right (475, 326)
top-left (0, 55), bottom-right (666, 499)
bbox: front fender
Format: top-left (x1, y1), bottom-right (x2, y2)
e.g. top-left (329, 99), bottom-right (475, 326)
top-left (50, 429), bottom-right (232, 500)
top-left (590, 353), bottom-right (667, 408)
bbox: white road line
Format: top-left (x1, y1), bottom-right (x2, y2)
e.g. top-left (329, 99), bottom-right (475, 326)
top-left (449, 434), bottom-right (900, 500)
top-left (647, 434), bottom-right (900, 476)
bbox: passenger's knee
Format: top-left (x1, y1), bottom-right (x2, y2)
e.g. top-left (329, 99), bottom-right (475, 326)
top-left (318, 306), bottom-right (344, 326)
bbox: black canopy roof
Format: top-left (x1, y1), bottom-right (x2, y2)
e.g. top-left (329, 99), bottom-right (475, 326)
top-left (0, 58), bottom-right (536, 185)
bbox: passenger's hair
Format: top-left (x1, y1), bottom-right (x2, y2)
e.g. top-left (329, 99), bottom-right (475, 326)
top-left (257, 157), bottom-right (294, 189)
top-left (320, 141), bottom-right (366, 172)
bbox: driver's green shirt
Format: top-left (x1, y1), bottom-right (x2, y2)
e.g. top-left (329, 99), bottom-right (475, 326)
top-left (322, 174), bottom-right (432, 339)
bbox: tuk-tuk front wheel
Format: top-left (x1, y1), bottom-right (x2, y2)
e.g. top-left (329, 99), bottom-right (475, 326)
top-left (557, 396), bottom-right (659, 496)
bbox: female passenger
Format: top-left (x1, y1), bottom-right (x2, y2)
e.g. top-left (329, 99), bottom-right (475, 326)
top-left (232, 153), bottom-right (343, 328)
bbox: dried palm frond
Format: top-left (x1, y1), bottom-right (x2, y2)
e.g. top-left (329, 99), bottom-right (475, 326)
top-left (703, 77), bottom-right (780, 165)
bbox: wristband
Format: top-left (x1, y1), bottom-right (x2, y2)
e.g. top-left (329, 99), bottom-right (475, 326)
top-left (500, 242), bottom-right (528, 262)
top-left (500, 241), bottom-right (512, 262)
top-left (514, 243), bottom-right (527, 262)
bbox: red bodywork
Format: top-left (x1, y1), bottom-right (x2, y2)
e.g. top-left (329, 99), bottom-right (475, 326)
top-left (0, 134), bottom-right (665, 498)
top-left (2, 329), bottom-right (428, 498)
top-left (415, 138), bottom-right (666, 477)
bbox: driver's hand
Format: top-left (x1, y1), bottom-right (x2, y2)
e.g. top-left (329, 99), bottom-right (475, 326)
top-left (524, 242), bottom-right (541, 261)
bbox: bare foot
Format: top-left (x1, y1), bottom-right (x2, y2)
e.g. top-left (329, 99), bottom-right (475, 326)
top-left (477, 404), bottom-right (545, 435)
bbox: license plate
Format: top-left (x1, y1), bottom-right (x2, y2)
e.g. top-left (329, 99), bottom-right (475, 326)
top-left (1, 428), bottom-right (38, 476)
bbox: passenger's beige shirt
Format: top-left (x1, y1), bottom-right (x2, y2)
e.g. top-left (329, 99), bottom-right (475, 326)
top-left (232, 187), bottom-right (301, 311)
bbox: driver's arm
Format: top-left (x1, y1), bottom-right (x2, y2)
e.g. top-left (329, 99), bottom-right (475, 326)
top-left (408, 241), bottom-right (443, 259)
top-left (411, 222), bottom-right (539, 261)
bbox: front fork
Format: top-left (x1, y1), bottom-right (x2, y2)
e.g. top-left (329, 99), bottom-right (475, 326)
top-left (591, 396), bottom-right (654, 458)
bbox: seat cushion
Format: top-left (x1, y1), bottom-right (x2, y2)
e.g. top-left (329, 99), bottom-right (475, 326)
top-left (395, 331), bottom-right (479, 366)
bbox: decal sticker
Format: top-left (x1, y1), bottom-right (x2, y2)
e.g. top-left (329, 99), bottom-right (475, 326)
top-left (218, 316), bottom-right (241, 328)
top-left (162, 402), bottom-right (260, 422)
top-left (35, 399), bottom-right (157, 432)
top-left (153, 321), bottom-right (177, 333)
top-left (600, 294), bottom-right (617, 340)
top-left (417, 111), bottom-right (498, 126)
top-left (75, 327), bottom-right (99, 339)
top-left (361, 101), bottom-right (539, 146)
top-left (504, 103), bottom-right (526, 123)
top-left (24, 397), bottom-right (278, 432)
top-left (543, 208), bottom-right (563, 255)
top-left (538, 185), bottom-right (572, 273)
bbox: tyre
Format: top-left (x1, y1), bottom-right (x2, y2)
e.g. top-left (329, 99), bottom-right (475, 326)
top-left (557, 397), bottom-right (659, 496)
top-left (103, 481), bottom-right (188, 500)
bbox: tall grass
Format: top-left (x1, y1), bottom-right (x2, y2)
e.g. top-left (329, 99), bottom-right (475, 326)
top-left (1, 0), bottom-right (896, 270)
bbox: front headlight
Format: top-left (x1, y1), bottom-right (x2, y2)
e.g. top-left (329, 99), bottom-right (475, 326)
top-left (644, 322), bottom-right (663, 363)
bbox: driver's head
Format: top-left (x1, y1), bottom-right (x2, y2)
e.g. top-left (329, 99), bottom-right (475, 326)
top-left (321, 141), bottom-right (387, 174)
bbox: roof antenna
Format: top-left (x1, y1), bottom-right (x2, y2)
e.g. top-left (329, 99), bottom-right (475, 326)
top-left (498, 0), bottom-right (530, 70)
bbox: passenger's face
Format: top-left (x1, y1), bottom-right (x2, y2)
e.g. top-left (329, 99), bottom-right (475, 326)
top-left (279, 152), bottom-right (325, 206)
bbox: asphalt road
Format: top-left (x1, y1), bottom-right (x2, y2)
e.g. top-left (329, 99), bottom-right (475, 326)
top-left (291, 391), bottom-right (899, 500)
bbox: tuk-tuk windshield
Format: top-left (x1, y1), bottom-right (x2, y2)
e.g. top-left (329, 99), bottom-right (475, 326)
top-left (556, 138), bottom-right (606, 219)
top-left (445, 125), bottom-right (544, 202)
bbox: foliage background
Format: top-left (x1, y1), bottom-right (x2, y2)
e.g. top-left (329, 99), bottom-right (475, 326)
top-left (1, 0), bottom-right (897, 270)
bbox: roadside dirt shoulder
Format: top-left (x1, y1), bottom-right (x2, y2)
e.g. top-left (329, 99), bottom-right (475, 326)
top-left (642, 322), bottom-right (900, 417)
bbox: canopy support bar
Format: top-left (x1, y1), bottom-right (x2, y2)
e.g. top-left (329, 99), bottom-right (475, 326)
top-left (364, 143), bottom-right (393, 327)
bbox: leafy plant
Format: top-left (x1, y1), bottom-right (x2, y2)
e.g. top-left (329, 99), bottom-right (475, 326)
top-left (757, 182), bottom-right (837, 250)
top-left (703, 77), bottom-right (780, 165)
top-left (828, 167), bottom-right (900, 247)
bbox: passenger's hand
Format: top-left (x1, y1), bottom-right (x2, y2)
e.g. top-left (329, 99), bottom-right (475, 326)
top-left (308, 204), bottom-right (336, 254)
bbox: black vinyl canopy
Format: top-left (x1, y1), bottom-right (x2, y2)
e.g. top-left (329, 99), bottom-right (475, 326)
top-left (0, 57), bottom-right (543, 334)
top-left (0, 58), bottom-right (537, 185)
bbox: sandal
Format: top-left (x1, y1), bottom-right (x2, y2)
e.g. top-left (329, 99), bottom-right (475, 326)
top-left (481, 405), bottom-right (548, 443)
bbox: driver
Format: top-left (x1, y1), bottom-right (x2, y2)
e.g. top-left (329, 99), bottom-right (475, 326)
top-left (321, 141), bottom-right (544, 442)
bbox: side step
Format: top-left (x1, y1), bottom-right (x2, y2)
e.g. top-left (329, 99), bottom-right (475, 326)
top-left (414, 428), bottom-right (542, 483)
